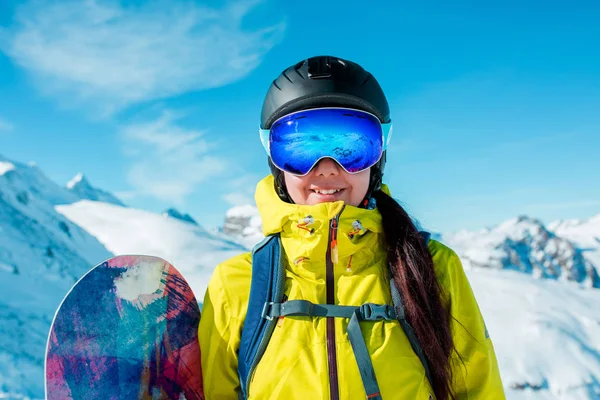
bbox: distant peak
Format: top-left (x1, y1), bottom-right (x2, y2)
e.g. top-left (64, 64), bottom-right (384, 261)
top-left (504, 215), bottom-right (545, 227)
top-left (65, 173), bottom-right (124, 207)
top-left (66, 173), bottom-right (88, 189)
top-left (0, 161), bottom-right (16, 176)
top-left (162, 208), bottom-right (198, 225)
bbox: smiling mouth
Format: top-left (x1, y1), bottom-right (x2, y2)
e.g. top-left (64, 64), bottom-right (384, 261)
top-left (312, 189), bottom-right (344, 195)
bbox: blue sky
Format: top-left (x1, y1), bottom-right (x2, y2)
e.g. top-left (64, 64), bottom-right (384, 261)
top-left (1, 0), bottom-right (599, 232)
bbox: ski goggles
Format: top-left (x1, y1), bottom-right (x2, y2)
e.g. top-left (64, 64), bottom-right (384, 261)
top-left (259, 107), bottom-right (392, 176)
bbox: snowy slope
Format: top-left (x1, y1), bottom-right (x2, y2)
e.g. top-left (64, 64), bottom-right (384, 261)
top-left (66, 172), bottom-right (125, 206)
top-left (0, 156), bottom-right (112, 398)
top-left (470, 267), bottom-right (600, 399)
top-left (56, 200), bottom-right (248, 303)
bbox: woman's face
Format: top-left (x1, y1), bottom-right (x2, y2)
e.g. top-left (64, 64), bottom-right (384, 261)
top-left (283, 158), bottom-right (370, 206)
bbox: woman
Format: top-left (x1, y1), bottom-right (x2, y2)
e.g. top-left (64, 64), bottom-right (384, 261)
top-left (199, 56), bottom-right (505, 399)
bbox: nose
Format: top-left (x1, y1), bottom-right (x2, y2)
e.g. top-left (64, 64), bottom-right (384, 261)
top-left (312, 158), bottom-right (340, 177)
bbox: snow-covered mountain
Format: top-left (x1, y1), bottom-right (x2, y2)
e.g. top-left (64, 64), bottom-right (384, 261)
top-left (442, 215), bottom-right (600, 288)
top-left (66, 172), bottom-right (125, 206)
top-left (0, 156), bottom-right (112, 398)
top-left (0, 155), bottom-right (247, 399)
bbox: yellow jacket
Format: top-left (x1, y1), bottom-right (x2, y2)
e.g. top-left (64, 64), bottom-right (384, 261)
top-left (199, 175), bottom-right (505, 399)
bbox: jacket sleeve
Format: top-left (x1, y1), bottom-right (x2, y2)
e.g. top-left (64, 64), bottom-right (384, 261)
top-left (440, 247), bottom-right (506, 399)
top-left (198, 264), bottom-right (244, 399)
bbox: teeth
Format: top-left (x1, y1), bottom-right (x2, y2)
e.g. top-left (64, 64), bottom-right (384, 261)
top-left (315, 189), bottom-right (341, 195)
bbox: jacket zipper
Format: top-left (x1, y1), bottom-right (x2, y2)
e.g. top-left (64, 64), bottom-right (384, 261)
top-left (326, 210), bottom-right (342, 400)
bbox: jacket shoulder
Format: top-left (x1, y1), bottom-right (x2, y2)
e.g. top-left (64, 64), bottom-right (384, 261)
top-left (428, 239), bottom-right (462, 281)
top-left (427, 239), bottom-right (473, 306)
top-left (209, 251), bottom-right (253, 319)
top-left (216, 251), bottom-right (253, 282)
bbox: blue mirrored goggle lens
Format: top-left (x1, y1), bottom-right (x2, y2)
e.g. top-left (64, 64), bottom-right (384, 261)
top-left (263, 108), bottom-right (386, 176)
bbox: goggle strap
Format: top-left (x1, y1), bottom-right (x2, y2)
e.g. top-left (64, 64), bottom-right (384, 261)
top-left (382, 122), bottom-right (392, 151)
top-left (259, 127), bottom-right (270, 153)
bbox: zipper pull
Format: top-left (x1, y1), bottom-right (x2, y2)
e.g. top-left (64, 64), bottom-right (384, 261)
top-left (330, 217), bottom-right (339, 265)
top-left (331, 240), bottom-right (338, 265)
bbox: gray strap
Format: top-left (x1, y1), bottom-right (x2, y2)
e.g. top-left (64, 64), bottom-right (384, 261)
top-left (348, 310), bottom-right (383, 400)
top-left (390, 279), bottom-right (433, 387)
top-left (263, 300), bottom-right (396, 322)
top-left (264, 300), bottom-right (356, 319)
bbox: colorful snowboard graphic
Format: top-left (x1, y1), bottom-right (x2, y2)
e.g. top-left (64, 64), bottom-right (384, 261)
top-left (45, 255), bottom-right (204, 400)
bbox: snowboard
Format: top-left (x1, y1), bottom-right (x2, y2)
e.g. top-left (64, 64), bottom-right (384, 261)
top-left (45, 255), bottom-right (204, 400)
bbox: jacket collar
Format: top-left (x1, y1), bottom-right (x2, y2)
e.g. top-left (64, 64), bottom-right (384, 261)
top-left (255, 175), bottom-right (387, 236)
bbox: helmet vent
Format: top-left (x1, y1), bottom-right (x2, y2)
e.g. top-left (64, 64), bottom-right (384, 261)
top-left (293, 63), bottom-right (306, 80)
top-left (308, 56), bottom-right (332, 79)
top-left (282, 70), bottom-right (294, 83)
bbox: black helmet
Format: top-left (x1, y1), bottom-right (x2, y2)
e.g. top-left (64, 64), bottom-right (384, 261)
top-left (261, 55), bottom-right (390, 205)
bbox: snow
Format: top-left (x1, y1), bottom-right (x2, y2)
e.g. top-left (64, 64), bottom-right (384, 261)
top-left (470, 267), bottom-right (600, 399)
top-left (551, 214), bottom-right (600, 270)
top-left (0, 161), bottom-right (15, 176)
top-left (65, 172), bottom-right (83, 189)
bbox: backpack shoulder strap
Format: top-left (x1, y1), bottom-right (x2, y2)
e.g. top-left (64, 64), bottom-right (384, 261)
top-left (389, 230), bottom-right (433, 386)
top-left (238, 234), bottom-right (284, 399)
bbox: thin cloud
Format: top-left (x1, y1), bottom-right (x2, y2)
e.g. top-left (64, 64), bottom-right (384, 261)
top-left (1, 0), bottom-right (285, 112)
top-left (121, 111), bottom-right (226, 204)
top-left (222, 175), bottom-right (260, 206)
top-left (223, 192), bottom-right (254, 206)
